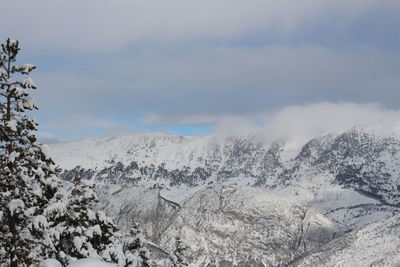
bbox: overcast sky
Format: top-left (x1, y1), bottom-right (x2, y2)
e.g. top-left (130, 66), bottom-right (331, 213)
top-left (1, 0), bottom-right (400, 141)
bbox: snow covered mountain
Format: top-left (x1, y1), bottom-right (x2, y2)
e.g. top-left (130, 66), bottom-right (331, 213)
top-left (159, 185), bottom-right (340, 266)
top-left (50, 128), bottom-right (400, 266)
top-left (290, 214), bottom-right (400, 267)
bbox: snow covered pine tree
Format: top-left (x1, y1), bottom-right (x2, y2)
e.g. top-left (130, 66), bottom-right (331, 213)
top-left (45, 176), bottom-right (159, 266)
top-left (0, 38), bottom-right (156, 267)
top-left (121, 222), bottom-right (155, 267)
top-left (166, 236), bottom-right (188, 267)
top-left (0, 39), bottom-right (61, 266)
top-left (45, 177), bottom-right (118, 265)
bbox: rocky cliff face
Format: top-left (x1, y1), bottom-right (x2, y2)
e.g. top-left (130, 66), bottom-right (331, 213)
top-left (50, 128), bottom-right (400, 266)
top-left (290, 213), bottom-right (400, 267)
top-left (159, 186), bottom-right (340, 266)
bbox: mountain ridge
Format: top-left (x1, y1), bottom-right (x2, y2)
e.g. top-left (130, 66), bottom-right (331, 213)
top-left (50, 127), bottom-right (400, 266)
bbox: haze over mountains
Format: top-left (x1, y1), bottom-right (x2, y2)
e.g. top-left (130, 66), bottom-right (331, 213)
top-left (49, 126), bottom-right (400, 266)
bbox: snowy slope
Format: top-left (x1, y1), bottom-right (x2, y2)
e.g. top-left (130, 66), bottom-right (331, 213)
top-left (50, 129), bottom-right (400, 226)
top-left (52, 133), bottom-right (231, 170)
top-left (290, 214), bottom-right (400, 267)
top-left (51, 133), bottom-right (292, 188)
top-left (159, 185), bottom-right (340, 267)
top-left (49, 128), bottom-right (400, 266)
top-left (95, 184), bottom-right (179, 243)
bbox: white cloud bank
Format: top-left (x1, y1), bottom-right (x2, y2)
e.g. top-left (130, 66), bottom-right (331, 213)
top-left (254, 103), bottom-right (400, 146)
top-left (145, 102), bottom-right (400, 146)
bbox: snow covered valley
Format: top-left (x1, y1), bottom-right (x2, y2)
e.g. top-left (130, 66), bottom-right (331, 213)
top-left (50, 128), bottom-right (400, 266)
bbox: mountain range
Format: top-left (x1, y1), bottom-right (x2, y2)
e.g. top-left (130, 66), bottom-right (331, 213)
top-left (49, 127), bottom-right (400, 266)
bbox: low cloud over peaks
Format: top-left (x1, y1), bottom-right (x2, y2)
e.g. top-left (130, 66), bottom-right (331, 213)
top-left (254, 102), bottom-right (400, 145)
top-left (147, 102), bottom-right (400, 146)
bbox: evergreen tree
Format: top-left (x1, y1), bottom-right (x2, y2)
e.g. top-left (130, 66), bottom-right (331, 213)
top-left (166, 236), bottom-right (189, 267)
top-left (120, 222), bottom-right (155, 267)
top-left (46, 178), bottom-right (156, 266)
top-left (0, 38), bottom-right (157, 266)
top-left (0, 39), bottom-right (61, 266)
top-left (45, 177), bottom-right (118, 265)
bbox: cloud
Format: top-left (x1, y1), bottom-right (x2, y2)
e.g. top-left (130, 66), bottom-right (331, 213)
top-left (1, 1), bottom-right (399, 140)
top-left (41, 115), bottom-right (114, 132)
top-left (253, 102), bottom-right (400, 145)
top-left (0, 0), bottom-right (399, 51)
top-left (31, 44), bottom-right (400, 119)
top-left (37, 132), bottom-right (65, 144)
top-left (30, 42), bottom-right (400, 140)
top-left (143, 113), bottom-right (225, 126)
top-left (145, 102), bottom-right (400, 147)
